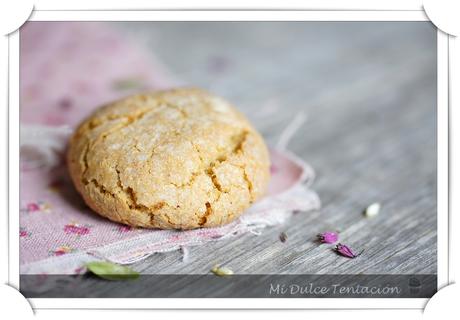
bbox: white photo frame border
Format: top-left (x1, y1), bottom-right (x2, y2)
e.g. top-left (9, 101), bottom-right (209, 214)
top-left (7, 10), bottom-right (449, 310)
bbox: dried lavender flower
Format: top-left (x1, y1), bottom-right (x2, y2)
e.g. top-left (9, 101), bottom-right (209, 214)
top-left (317, 231), bottom-right (338, 244)
top-left (335, 243), bottom-right (364, 258)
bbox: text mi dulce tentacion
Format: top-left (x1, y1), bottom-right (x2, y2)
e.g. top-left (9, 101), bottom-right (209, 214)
top-left (269, 283), bottom-right (402, 296)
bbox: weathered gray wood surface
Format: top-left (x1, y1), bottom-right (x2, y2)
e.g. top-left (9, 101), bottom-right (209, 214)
top-left (21, 22), bottom-right (438, 298)
top-left (107, 22), bottom-right (437, 275)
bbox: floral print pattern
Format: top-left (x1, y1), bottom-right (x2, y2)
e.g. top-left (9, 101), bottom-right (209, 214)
top-left (64, 223), bottom-right (91, 236)
top-left (22, 201), bottom-right (52, 214)
top-left (49, 245), bottom-right (75, 257)
top-left (117, 225), bottom-right (134, 233)
top-left (20, 227), bottom-right (31, 238)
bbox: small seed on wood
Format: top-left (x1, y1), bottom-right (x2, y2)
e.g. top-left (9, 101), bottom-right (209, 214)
top-left (279, 232), bottom-right (288, 243)
top-left (211, 265), bottom-right (233, 276)
top-left (364, 202), bottom-right (381, 217)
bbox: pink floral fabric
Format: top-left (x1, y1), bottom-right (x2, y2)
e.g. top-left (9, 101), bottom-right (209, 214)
top-left (20, 147), bottom-right (319, 273)
top-left (19, 22), bottom-right (320, 274)
top-left (20, 22), bottom-right (175, 126)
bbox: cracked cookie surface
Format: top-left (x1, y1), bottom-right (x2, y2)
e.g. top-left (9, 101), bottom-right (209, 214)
top-left (67, 88), bottom-right (271, 229)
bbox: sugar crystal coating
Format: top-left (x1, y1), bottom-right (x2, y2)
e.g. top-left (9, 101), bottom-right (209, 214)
top-left (67, 88), bottom-right (271, 229)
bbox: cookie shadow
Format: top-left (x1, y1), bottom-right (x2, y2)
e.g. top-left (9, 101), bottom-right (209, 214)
top-left (49, 164), bottom-right (109, 223)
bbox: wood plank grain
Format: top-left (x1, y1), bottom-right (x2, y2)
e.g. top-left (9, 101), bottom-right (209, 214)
top-left (110, 22), bottom-right (437, 275)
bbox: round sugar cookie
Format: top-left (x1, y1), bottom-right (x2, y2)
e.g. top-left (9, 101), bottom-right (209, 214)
top-left (67, 88), bottom-right (270, 229)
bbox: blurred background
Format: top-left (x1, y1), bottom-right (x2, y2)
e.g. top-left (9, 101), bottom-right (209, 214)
top-left (21, 22), bottom-right (437, 275)
top-left (112, 22), bottom-right (436, 143)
